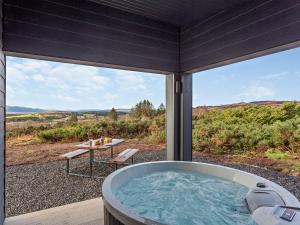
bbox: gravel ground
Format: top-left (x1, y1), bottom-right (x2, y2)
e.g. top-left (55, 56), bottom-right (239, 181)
top-left (5, 150), bottom-right (165, 217)
top-left (6, 150), bottom-right (300, 217)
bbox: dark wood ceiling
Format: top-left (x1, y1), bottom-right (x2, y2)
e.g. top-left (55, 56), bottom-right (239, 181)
top-left (4, 0), bottom-right (300, 73)
top-left (89, 0), bottom-right (251, 27)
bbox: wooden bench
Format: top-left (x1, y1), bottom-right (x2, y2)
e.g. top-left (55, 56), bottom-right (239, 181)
top-left (108, 149), bottom-right (139, 170)
top-left (62, 149), bottom-right (89, 177)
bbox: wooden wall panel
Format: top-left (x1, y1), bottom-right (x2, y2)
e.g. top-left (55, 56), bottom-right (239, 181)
top-left (0, 64), bottom-right (4, 225)
top-left (181, 0), bottom-right (300, 72)
top-left (3, 0), bottom-right (180, 73)
top-left (0, 0), bottom-right (5, 223)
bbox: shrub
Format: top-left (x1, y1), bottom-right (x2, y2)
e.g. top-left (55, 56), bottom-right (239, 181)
top-left (108, 108), bottom-right (118, 121)
top-left (192, 103), bottom-right (300, 154)
top-left (265, 149), bottom-right (291, 160)
top-left (37, 120), bottom-right (151, 142)
top-left (11, 102), bottom-right (300, 153)
top-left (144, 116), bottom-right (165, 144)
top-left (7, 125), bottom-right (49, 138)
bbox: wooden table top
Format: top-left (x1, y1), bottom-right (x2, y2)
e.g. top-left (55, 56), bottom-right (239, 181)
top-left (75, 139), bottom-right (124, 150)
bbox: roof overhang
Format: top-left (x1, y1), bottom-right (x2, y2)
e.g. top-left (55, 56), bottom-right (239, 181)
top-left (3, 0), bottom-right (300, 74)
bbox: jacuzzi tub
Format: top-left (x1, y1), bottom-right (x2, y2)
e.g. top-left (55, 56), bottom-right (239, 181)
top-left (102, 161), bottom-right (300, 225)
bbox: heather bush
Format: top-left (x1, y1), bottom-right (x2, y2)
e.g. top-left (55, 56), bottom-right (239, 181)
top-left (143, 115), bottom-right (165, 144)
top-left (11, 101), bottom-right (300, 154)
top-left (37, 120), bottom-right (151, 142)
top-left (192, 102), bottom-right (300, 154)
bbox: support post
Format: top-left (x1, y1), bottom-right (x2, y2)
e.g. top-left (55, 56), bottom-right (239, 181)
top-left (166, 73), bottom-right (192, 161)
top-left (181, 74), bottom-right (193, 161)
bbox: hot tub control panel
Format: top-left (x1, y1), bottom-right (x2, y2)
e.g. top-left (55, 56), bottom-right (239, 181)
top-left (280, 208), bottom-right (296, 222)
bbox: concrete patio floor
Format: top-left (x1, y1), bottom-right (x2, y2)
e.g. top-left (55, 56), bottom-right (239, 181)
top-left (4, 198), bottom-right (103, 225)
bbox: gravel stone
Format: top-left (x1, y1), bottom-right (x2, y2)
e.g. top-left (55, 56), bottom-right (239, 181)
top-left (5, 150), bottom-right (300, 217)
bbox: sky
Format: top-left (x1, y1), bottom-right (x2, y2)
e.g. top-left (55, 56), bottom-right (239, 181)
top-left (193, 47), bottom-right (300, 106)
top-left (6, 57), bottom-right (165, 110)
top-left (6, 47), bottom-right (300, 110)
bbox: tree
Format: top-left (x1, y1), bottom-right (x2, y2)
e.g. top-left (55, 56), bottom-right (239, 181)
top-left (108, 107), bottom-right (118, 121)
top-left (131, 100), bottom-right (155, 118)
top-left (67, 112), bottom-right (78, 124)
top-left (156, 103), bottom-right (166, 115)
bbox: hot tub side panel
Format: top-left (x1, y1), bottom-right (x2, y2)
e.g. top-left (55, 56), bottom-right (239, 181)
top-left (104, 206), bottom-right (124, 225)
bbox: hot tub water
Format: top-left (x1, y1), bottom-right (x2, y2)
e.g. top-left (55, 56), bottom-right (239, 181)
top-left (114, 170), bottom-right (258, 225)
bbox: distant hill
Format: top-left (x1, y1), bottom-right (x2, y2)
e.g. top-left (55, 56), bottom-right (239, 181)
top-left (7, 106), bottom-right (47, 114)
top-left (75, 109), bottom-right (130, 116)
top-left (6, 105), bottom-right (131, 115)
top-left (9, 101), bottom-right (297, 115)
top-left (193, 101), bottom-right (300, 115)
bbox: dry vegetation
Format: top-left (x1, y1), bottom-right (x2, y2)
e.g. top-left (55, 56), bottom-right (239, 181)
top-left (6, 100), bottom-right (300, 176)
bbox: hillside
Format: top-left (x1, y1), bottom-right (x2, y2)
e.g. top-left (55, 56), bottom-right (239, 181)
top-left (7, 101), bottom-right (299, 114)
top-left (6, 105), bottom-right (130, 115)
top-left (193, 101), bottom-right (300, 115)
top-left (7, 106), bottom-right (47, 114)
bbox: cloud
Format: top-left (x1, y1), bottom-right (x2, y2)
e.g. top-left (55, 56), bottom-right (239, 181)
top-left (6, 84), bottom-right (29, 104)
top-left (52, 94), bottom-right (79, 102)
top-left (22, 60), bottom-right (52, 72)
top-left (241, 86), bottom-right (275, 99)
top-left (116, 70), bottom-right (147, 91)
top-left (237, 72), bottom-right (287, 101)
top-left (6, 85), bottom-right (16, 99)
top-left (97, 93), bottom-right (119, 108)
top-left (7, 58), bottom-right (111, 92)
top-left (261, 72), bottom-right (288, 80)
top-left (32, 74), bottom-right (45, 82)
top-left (7, 67), bottom-right (29, 81)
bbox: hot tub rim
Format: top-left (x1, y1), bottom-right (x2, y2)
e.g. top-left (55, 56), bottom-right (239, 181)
top-left (102, 161), bottom-right (300, 225)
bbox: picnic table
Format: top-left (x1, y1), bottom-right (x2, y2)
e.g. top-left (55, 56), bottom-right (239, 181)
top-left (75, 138), bottom-right (124, 178)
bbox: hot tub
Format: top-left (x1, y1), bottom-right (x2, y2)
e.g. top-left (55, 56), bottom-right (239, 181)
top-left (102, 161), bottom-right (300, 225)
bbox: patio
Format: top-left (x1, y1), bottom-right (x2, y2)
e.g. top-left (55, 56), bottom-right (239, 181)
top-left (4, 198), bottom-right (104, 225)
top-left (1, 0), bottom-right (300, 224)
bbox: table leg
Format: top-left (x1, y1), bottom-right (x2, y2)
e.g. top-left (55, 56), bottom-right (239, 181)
top-left (66, 159), bottom-right (70, 174)
top-left (110, 146), bottom-right (114, 158)
top-left (90, 149), bottom-right (94, 178)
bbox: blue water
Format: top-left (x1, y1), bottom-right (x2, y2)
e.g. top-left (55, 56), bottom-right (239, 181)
top-left (114, 170), bottom-right (258, 225)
